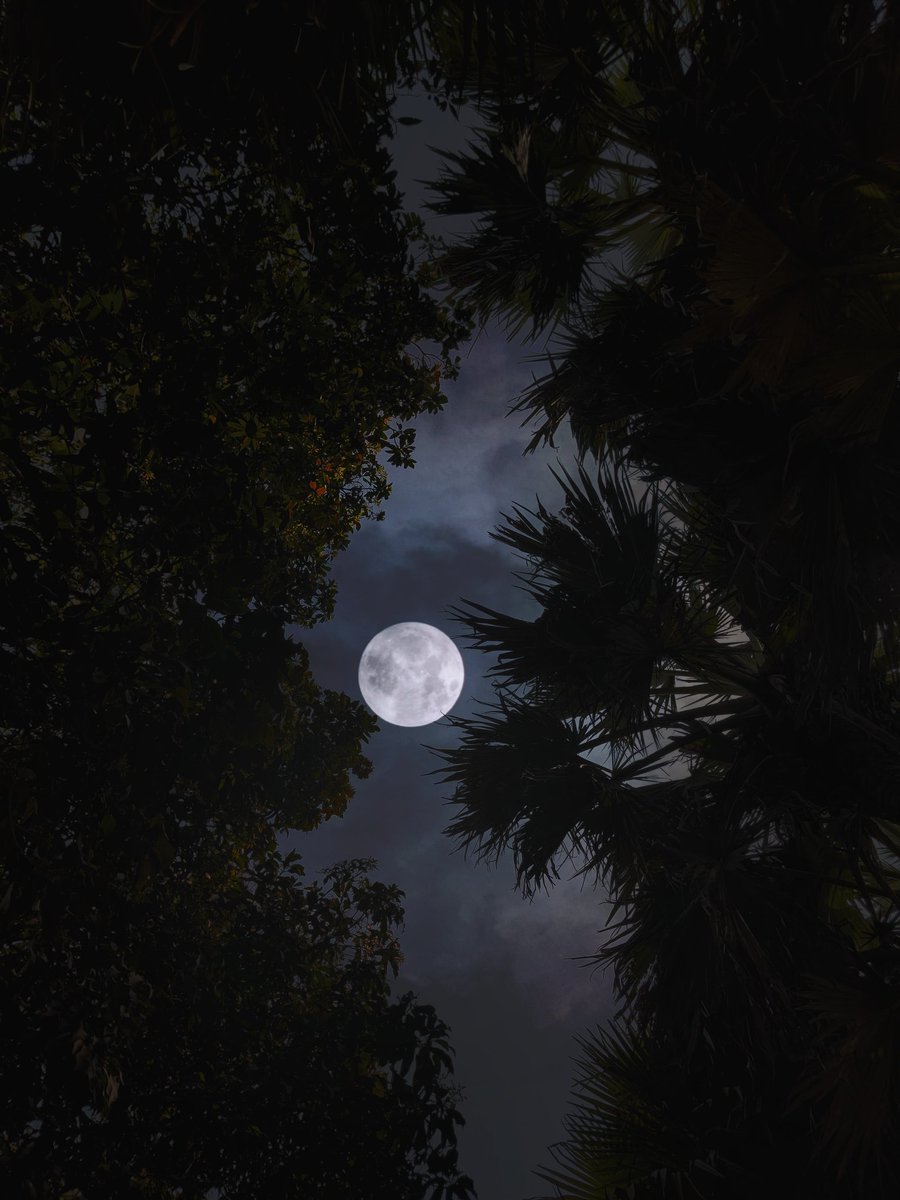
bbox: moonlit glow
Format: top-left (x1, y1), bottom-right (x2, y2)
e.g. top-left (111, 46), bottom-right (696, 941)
top-left (358, 622), bottom-right (465, 727)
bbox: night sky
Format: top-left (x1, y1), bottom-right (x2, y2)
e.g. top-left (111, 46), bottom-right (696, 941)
top-left (284, 91), bottom-right (624, 1200)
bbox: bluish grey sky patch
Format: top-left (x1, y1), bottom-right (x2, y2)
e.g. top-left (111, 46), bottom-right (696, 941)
top-left (283, 88), bottom-right (617, 1200)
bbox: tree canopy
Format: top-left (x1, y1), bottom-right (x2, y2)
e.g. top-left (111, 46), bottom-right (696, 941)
top-left (1, 3), bottom-right (474, 1197)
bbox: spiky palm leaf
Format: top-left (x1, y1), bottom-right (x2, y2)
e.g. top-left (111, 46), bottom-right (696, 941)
top-left (424, 0), bottom-right (688, 338)
top-left (426, 126), bottom-right (656, 336)
top-left (528, 1016), bottom-right (740, 1200)
top-left (789, 960), bottom-right (900, 1190)
top-left (427, 693), bottom-right (678, 896)
top-left (430, 458), bottom-right (763, 897)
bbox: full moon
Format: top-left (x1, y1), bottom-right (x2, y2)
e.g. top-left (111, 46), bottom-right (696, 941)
top-left (358, 622), bottom-right (465, 727)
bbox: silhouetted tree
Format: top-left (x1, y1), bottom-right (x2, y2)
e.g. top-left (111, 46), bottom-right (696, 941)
top-left (4, 854), bottom-right (471, 1198)
top-left (1, 3), bottom-right (474, 1197)
top-left (425, 1), bottom-right (900, 1194)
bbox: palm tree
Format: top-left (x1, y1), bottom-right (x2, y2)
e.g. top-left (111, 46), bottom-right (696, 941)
top-left (424, 1), bottom-right (900, 1193)
top-left (426, 0), bottom-right (900, 706)
top-left (431, 460), bottom-right (900, 1197)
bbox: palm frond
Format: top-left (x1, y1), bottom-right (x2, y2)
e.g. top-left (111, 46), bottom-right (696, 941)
top-left (425, 694), bottom-right (631, 896)
top-left (509, 272), bottom-right (693, 459)
top-left (429, 453), bottom-right (775, 896)
top-left (428, 207), bottom-right (644, 340)
top-left (789, 966), bottom-right (900, 1189)
top-left (530, 1015), bottom-right (732, 1200)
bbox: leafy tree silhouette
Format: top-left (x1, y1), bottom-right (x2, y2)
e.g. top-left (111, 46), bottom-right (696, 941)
top-left (1, 4), bottom-right (474, 1197)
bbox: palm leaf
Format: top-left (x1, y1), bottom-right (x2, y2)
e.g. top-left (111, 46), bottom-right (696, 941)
top-left (427, 145), bottom-right (652, 337)
top-left (529, 1016), bottom-right (731, 1200)
top-left (426, 694), bottom-right (630, 895)
top-left (789, 967), bottom-right (900, 1188)
top-left (429, 455), bottom-right (769, 897)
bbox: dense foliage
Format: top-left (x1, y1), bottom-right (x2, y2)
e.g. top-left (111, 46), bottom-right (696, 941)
top-left (1, 3), bottom-right (473, 1197)
top-left (425, 1), bottom-right (900, 1195)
